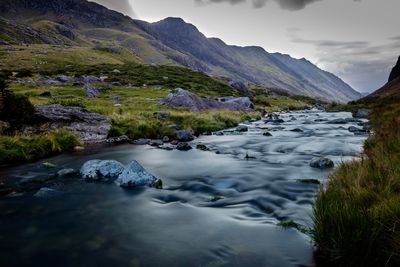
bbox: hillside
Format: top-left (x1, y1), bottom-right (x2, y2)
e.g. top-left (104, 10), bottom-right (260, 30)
top-left (0, 0), bottom-right (361, 102)
top-left (362, 56), bottom-right (400, 101)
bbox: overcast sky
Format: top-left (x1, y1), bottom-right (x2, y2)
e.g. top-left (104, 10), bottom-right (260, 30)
top-left (92, 0), bottom-right (399, 93)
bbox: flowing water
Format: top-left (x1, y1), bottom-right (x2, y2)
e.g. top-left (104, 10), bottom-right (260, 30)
top-left (0, 110), bottom-right (368, 267)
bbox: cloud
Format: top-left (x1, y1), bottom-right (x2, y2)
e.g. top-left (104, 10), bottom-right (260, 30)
top-left (195, 0), bottom-right (322, 10)
top-left (289, 32), bottom-right (400, 92)
top-left (90, 0), bottom-right (135, 17)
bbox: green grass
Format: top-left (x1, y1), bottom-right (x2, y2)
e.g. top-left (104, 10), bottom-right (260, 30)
top-left (313, 99), bottom-right (400, 266)
top-left (0, 129), bottom-right (80, 165)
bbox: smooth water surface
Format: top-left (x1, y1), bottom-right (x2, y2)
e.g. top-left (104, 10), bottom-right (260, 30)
top-left (0, 110), bottom-right (368, 267)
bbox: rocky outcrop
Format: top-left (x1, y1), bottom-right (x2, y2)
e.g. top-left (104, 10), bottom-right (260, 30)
top-left (229, 80), bottom-right (250, 95)
top-left (158, 88), bottom-right (254, 112)
top-left (35, 104), bottom-right (111, 142)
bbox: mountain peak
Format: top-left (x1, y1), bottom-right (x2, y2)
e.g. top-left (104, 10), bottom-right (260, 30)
top-left (389, 56), bottom-right (400, 82)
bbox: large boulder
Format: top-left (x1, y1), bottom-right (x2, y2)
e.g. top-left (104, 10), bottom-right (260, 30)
top-left (228, 80), bottom-right (250, 95)
top-left (116, 160), bottom-right (160, 188)
top-left (310, 157), bottom-right (334, 169)
top-left (158, 88), bottom-right (254, 112)
top-left (80, 160), bottom-right (125, 180)
top-left (35, 104), bottom-right (111, 142)
top-left (176, 129), bottom-right (194, 141)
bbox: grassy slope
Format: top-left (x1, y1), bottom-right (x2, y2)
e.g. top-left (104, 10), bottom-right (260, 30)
top-left (313, 81), bottom-right (400, 266)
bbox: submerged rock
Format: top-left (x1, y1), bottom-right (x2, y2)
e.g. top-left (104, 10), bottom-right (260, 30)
top-left (176, 142), bottom-right (192, 151)
top-left (57, 168), bottom-right (78, 177)
top-left (309, 157), bottom-right (334, 169)
top-left (34, 187), bottom-right (63, 198)
top-left (196, 144), bottom-right (210, 151)
top-left (80, 160), bottom-right (125, 181)
top-left (116, 160), bottom-right (160, 188)
top-left (236, 125), bottom-right (249, 132)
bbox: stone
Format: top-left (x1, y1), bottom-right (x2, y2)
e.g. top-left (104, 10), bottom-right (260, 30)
top-left (80, 160), bottom-right (125, 181)
top-left (57, 168), bottom-right (78, 177)
top-left (236, 125), bottom-right (249, 132)
top-left (107, 135), bottom-right (131, 144)
top-left (116, 160), bottom-right (159, 188)
top-left (228, 80), bottom-right (250, 95)
top-left (158, 88), bottom-right (254, 112)
top-left (176, 142), bottom-right (192, 151)
top-left (162, 136), bottom-right (170, 143)
top-left (310, 157), bottom-right (334, 169)
top-left (153, 112), bottom-right (170, 120)
top-left (55, 75), bottom-right (73, 83)
top-left (109, 96), bottom-right (123, 101)
top-left (35, 105), bottom-right (111, 143)
top-left (328, 118), bottom-right (348, 124)
top-left (83, 76), bottom-right (100, 98)
top-left (290, 128), bottom-right (304, 132)
top-left (42, 162), bottom-right (56, 169)
top-left (196, 144), bottom-right (210, 151)
top-left (34, 188), bottom-right (62, 198)
top-left (131, 139), bottom-right (150, 145)
top-left (176, 129), bottom-right (194, 141)
top-left (263, 132), bottom-right (272, 136)
top-left (149, 140), bottom-right (164, 147)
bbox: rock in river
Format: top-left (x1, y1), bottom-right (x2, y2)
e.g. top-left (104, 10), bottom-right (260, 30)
top-left (236, 125), bottom-right (249, 132)
top-left (310, 157), bottom-right (334, 169)
top-left (116, 160), bottom-right (161, 188)
top-left (80, 160), bottom-right (125, 181)
top-left (176, 142), bottom-right (192, 151)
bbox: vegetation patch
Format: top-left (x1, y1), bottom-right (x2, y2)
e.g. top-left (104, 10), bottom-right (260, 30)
top-left (313, 99), bottom-right (400, 266)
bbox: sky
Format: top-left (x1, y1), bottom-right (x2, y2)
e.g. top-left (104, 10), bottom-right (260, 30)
top-left (92, 0), bottom-right (400, 93)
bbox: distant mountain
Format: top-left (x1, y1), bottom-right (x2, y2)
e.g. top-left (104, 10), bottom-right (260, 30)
top-left (0, 0), bottom-right (361, 102)
top-left (364, 56), bottom-right (400, 101)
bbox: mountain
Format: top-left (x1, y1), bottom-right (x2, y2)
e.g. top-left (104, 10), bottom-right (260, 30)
top-left (389, 56), bottom-right (400, 82)
top-left (364, 56), bottom-right (400, 101)
top-left (0, 0), bottom-right (361, 102)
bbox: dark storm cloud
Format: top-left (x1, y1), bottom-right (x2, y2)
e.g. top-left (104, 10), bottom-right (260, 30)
top-left (91, 0), bottom-right (135, 17)
top-left (195, 0), bottom-right (322, 10)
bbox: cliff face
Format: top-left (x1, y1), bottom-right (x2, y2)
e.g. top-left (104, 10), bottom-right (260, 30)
top-left (389, 56), bottom-right (400, 82)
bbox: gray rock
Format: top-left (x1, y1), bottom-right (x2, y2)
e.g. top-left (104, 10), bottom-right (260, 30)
top-left (83, 79), bottom-right (99, 98)
top-left (290, 128), bottom-right (303, 132)
top-left (35, 104), bottom-right (111, 143)
top-left (40, 77), bottom-right (59, 85)
top-left (107, 135), bottom-right (131, 144)
top-left (353, 108), bottom-right (371, 119)
top-left (56, 75), bottom-right (74, 83)
top-left (228, 80), bottom-right (250, 95)
top-left (57, 168), bottom-right (78, 177)
top-left (162, 136), bottom-right (170, 143)
top-left (80, 160), bottom-right (125, 181)
top-left (176, 129), bottom-right (194, 141)
top-left (263, 132), bottom-right (272, 136)
top-left (153, 112), bottom-right (169, 120)
top-left (310, 157), bottom-right (334, 169)
top-left (132, 138), bottom-right (150, 145)
top-left (348, 126), bottom-right (363, 133)
top-left (196, 144), bottom-right (210, 151)
top-left (116, 160), bottom-right (159, 188)
top-left (328, 118), bottom-right (348, 124)
top-left (236, 125), bottom-right (249, 132)
top-left (176, 142), bottom-right (192, 151)
top-left (158, 88), bottom-right (254, 112)
top-left (149, 139), bottom-right (164, 147)
top-left (109, 96), bottom-right (123, 101)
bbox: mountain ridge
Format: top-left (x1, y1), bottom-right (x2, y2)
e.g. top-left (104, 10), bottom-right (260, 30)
top-left (0, 0), bottom-right (362, 102)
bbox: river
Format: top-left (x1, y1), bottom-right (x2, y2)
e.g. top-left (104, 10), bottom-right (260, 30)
top-left (0, 109), bottom-right (368, 267)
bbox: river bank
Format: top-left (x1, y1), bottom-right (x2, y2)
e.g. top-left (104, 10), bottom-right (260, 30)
top-left (0, 109), bottom-right (368, 267)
